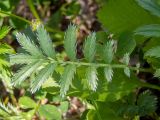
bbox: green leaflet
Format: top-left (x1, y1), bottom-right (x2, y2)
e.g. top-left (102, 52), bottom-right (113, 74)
top-left (0, 56), bottom-right (10, 67)
top-left (104, 66), bottom-right (113, 82)
top-left (64, 24), bottom-right (77, 61)
top-left (103, 40), bottom-right (114, 63)
top-left (122, 53), bottom-right (130, 77)
top-left (136, 0), bottom-right (160, 17)
top-left (86, 66), bottom-right (98, 91)
top-left (134, 24), bottom-right (160, 37)
top-left (31, 63), bottom-right (56, 93)
top-left (84, 32), bottom-right (96, 62)
top-left (124, 67), bottom-right (130, 78)
top-left (0, 26), bottom-right (11, 40)
top-left (154, 68), bottom-right (160, 78)
top-left (0, 101), bottom-right (11, 114)
top-left (0, 43), bottom-right (14, 54)
top-left (12, 60), bottom-right (44, 86)
top-left (122, 53), bottom-right (130, 65)
top-left (16, 33), bottom-right (43, 56)
top-left (10, 53), bottom-right (43, 65)
top-left (36, 25), bottom-right (55, 58)
top-left (145, 46), bottom-right (160, 58)
top-left (60, 64), bottom-right (76, 98)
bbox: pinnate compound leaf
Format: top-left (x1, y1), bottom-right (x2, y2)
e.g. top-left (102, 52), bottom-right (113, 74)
top-left (134, 24), bottom-right (160, 37)
top-left (12, 61), bottom-right (44, 86)
top-left (0, 26), bottom-right (11, 40)
top-left (16, 33), bottom-right (43, 56)
top-left (103, 40), bottom-right (114, 63)
top-left (84, 32), bottom-right (96, 62)
top-left (31, 63), bottom-right (56, 93)
top-left (36, 25), bottom-right (55, 58)
top-left (145, 46), bottom-right (160, 58)
top-left (64, 24), bottom-right (77, 61)
top-left (136, 0), bottom-right (160, 17)
top-left (104, 66), bottom-right (113, 82)
top-left (86, 66), bottom-right (98, 91)
top-left (60, 64), bottom-right (76, 97)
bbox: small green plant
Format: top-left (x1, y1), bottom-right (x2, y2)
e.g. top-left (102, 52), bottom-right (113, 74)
top-left (1, 0), bottom-right (160, 119)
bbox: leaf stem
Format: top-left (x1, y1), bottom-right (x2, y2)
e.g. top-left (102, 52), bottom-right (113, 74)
top-left (32, 100), bottom-right (41, 119)
top-left (0, 10), bottom-right (63, 34)
top-left (26, 0), bottom-right (40, 20)
top-left (50, 59), bottom-right (153, 73)
top-left (0, 10), bottom-right (31, 24)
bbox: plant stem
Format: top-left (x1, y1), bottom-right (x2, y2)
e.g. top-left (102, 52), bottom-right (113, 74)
top-left (141, 82), bottom-right (160, 91)
top-left (32, 100), bottom-right (41, 119)
top-left (0, 10), bottom-right (63, 34)
top-left (26, 0), bottom-right (40, 20)
top-left (0, 10), bottom-right (31, 24)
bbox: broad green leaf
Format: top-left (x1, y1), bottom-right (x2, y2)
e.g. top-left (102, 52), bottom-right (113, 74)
top-left (84, 32), bottom-right (96, 62)
top-left (103, 40), bottom-right (114, 63)
top-left (104, 67), bottom-right (113, 82)
top-left (36, 25), bottom-right (55, 58)
top-left (117, 32), bottom-right (136, 57)
top-left (0, 43), bottom-right (14, 54)
top-left (97, 0), bottom-right (160, 35)
top-left (134, 24), bottom-right (160, 37)
top-left (19, 96), bottom-right (36, 109)
top-left (136, 0), bottom-right (160, 17)
top-left (39, 104), bottom-right (61, 120)
top-left (144, 46), bottom-right (160, 58)
top-left (64, 24), bottom-right (77, 61)
top-left (31, 63), bottom-right (56, 93)
top-left (60, 64), bottom-right (76, 97)
top-left (58, 101), bottom-right (69, 113)
top-left (0, 26), bottom-right (11, 39)
top-left (86, 66), bottom-right (98, 91)
top-left (12, 60), bottom-right (43, 86)
top-left (10, 53), bottom-right (43, 65)
top-left (16, 33), bottom-right (43, 56)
